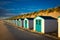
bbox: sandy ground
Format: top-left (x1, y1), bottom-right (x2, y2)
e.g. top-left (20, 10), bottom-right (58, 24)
top-left (0, 20), bottom-right (57, 40)
top-left (0, 20), bottom-right (15, 40)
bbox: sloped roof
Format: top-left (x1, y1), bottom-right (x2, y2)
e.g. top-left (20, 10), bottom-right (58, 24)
top-left (39, 16), bottom-right (57, 19)
top-left (58, 16), bottom-right (60, 18)
top-left (21, 18), bottom-right (24, 20)
top-left (26, 18), bottom-right (34, 20)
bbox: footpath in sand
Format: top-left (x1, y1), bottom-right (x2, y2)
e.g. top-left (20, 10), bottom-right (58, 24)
top-left (0, 20), bottom-right (15, 40)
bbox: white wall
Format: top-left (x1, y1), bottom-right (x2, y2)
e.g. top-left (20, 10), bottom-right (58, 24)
top-left (24, 18), bottom-right (29, 29)
top-left (16, 19), bottom-right (17, 26)
top-left (58, 18), bottom-right (60, 37)
top-left (19, 19), bottom-right (22, 27)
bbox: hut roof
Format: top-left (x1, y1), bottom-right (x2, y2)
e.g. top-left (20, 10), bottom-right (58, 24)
top-left (26, 18), bottom-right (34, 20)
top-left (17, 19), bottom-right (19, 20)
top-left (39, 16), bottom-right (57, 19)
top-left (58, 16), bottom-right (60, 18)
top-left (21, 18), bottom-right (24, 20)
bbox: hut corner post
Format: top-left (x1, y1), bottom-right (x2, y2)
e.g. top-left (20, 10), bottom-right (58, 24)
top-left (58, 18), bottom-right (60, 38)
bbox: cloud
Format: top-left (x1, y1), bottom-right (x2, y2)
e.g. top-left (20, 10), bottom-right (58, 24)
top-left (5, 8), bottom-right (40, 11)
top-left (0, 13), bottom-right (17, 17)
top-left (20, 8), bottom-right (40, 11)
top-left (19, 12), bottom-right (27, 15)
top-left (0, 8), bottom-right (17, 17)
top-left (5, 13), bottom-right (18, 16)
top-left (0, 1), bottom-right (13, 6)
top-left (6, 8), bottom-right (20, 10)
top-left (0, 7), bottom-right (40, 17)
top-left (17, 0), bottom-right (35, 1)
top-left (27, 8), bottom-right (39, 10)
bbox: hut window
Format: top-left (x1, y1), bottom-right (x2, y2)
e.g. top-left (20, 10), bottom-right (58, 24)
top-left (39, 20), bottom-right (41, 25)
top-left (36, 20), bottom-right (41, 25)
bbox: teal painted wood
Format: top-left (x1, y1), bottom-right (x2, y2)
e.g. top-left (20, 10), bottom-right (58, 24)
top-left (25, 20), bottom-right (27, 28)
top-left (17, 21), bottom-right (19, 26)
top-left (36, 19), bottom-right (41, 32)
top-left (17, 21), bottom-right (20, 26)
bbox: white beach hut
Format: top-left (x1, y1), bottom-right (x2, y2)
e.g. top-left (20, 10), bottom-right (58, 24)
top-left (24, 18), bottom-right (34, 29)
top-left (34, 16), bottom-right (58, 33)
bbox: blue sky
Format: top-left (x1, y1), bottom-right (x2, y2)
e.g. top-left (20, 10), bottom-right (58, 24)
top-left (0, 0), bottom-right (60, 17)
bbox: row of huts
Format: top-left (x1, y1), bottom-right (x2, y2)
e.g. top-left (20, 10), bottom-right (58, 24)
top-left (6, 16), bottom-right (60, 38)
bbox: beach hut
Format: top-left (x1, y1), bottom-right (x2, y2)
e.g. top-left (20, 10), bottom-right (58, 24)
top-left (24, 18), bottom-right (34, 29)
top-left (21, 18), bottom-right (24, 27)
top-left (13, 19), bottom-right (17, 25)
top-left (58, 16), bottom-right (60, 38)
top-left (34, 16), bottom-right (57, 33)
top-left (18, 18), bottom-right (24, 28)
top-left (11, 20), bottom-right (14, 23)
top-left (12, 20), bottom-right (15, 24)
top-left (15, 19), bottom-right (17, 25)
top-left (18, 19), bottom-right (22, 27)
top-left (16, 18), bottom-right (24, 27)
top-left (16, 19), bottom-right (21, 27)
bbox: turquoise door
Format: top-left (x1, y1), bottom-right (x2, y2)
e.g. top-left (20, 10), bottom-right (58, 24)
top-left (36, 19), bottom-right (41, 32)
top-left (17, 20), bottom-right (20, 26)
top-left (25, 20), bottom-right (27, 28)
